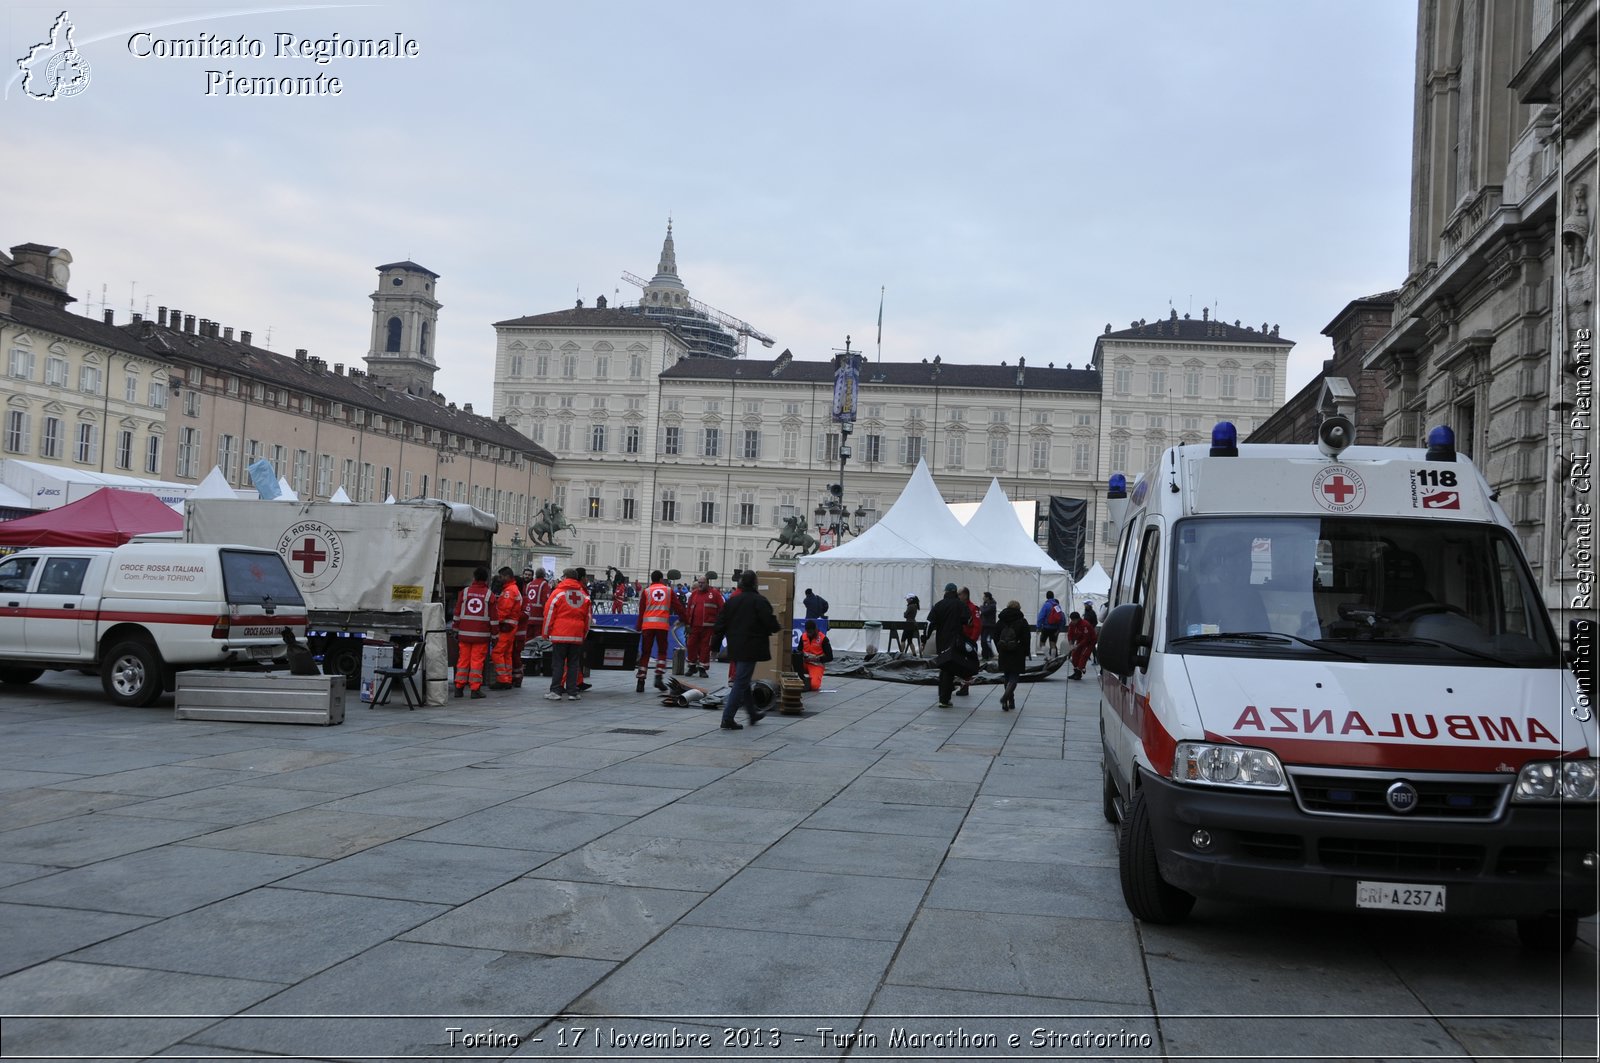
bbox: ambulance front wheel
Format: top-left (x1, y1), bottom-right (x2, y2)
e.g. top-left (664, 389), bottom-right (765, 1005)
top-left (1118, 789), bottom-right (1196, 923)
top-left (1516, 912), bottom-right (1579, 954)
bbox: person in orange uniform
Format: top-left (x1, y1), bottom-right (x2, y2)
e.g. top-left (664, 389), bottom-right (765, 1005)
top-left (489, 567), bottom-right (523, 689)
top-left (518, 567), bottom-right (548, 682)
top-left (799, 619), bottom-right (832, 692)
top-left (543, 567), bottom-right (591, 701)
top-left (452, 566), bottom-right (494, 699)
top-left (683, 572), bottom-right (724, 678)
top-left (635, 569), bottom-right (686, 692)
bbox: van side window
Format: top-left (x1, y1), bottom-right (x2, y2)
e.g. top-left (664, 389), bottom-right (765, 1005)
top-left (1110, 521), bottom-right (1140, 606)
top-left (1134, 528), bottom-right (1163, 641)
top-left (0, 556), bottom-right (38, 593)
top-left (36, 557), bottom-right (90, 595)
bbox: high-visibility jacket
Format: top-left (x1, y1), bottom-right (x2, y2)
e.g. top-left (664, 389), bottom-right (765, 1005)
top-left (638, 581), bottom-right (681, 630)
top-left (493, 582), bottom-right (522, 635)
top-left (543, 578), bottom-right (591, 644)
top-left (523, 577), bottom-right (549, 636)
top-left (454, 581), bottom-right (494, 643)
top-left (686, 586), bottom-right (725, 628)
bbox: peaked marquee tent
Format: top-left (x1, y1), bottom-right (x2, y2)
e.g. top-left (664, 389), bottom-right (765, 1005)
top-left (0, 487), bottom-right (184, 548)
top-left (794, 461), bottom-right (1039, 650)
top-left (962, 479), bottom-right (1072, 604)
top-left (1073, 562), bottom-right (1112, 613)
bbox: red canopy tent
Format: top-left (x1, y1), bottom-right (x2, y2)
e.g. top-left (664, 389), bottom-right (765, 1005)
top-left (0, 487), bottom-right (184, 548)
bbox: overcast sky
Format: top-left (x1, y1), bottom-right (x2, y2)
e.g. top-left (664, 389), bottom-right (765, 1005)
top-left (5, 0), bottom-right (1417, 412)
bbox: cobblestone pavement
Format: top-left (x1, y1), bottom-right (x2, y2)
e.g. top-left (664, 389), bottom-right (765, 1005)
top-left (0, 664), bottom-right (1594, 1062)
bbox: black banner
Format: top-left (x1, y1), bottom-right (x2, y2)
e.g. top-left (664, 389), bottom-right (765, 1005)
top-left (1047, 496), bottom-right (1088, 579)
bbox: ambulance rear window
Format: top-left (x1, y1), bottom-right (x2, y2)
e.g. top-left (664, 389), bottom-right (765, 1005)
top-left (220, 550), bottom-right (305, 607)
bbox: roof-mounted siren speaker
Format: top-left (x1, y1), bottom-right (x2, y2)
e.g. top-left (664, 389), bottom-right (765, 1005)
top-left (1317, 414), bottom-right (1355, 458)
top-left (1106, 473), bottom-right (1130, 532)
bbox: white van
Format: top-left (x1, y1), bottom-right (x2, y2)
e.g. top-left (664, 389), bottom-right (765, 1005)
top-left (0, 542), bottom-right (307, 707)
top-left (1095, 418), bottom-right (1597, 950)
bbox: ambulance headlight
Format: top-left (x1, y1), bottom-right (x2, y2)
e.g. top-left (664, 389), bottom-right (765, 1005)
top-left (1173, 743), bottom-right (1287, 790)
top-left (1513, 759), bottom-right (1600, 802)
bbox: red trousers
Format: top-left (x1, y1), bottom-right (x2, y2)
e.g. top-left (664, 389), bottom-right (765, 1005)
top-left (686, 626), bottom-right (715, 668)
top-left (454, 640), bottom-right (489, 691)
top-left (637, 628), bottom-right (670, 675)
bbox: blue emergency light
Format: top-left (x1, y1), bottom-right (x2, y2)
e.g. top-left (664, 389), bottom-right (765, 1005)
top-left (1210, 421), bottom-right (1239, 457)
top-left (1425, 425), bottom-right (1457, 462)
top-left (1108, 473), bottom-right (1127, 499)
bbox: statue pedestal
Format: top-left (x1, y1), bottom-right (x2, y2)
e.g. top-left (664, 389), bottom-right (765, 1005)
top-left (766, 555), bottom-right (798, 573)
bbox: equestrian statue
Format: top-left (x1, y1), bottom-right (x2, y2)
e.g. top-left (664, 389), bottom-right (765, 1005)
top-left (528, 501), bottom-right (576, 547)
top-left (767, 514), bottom-right (819, 557)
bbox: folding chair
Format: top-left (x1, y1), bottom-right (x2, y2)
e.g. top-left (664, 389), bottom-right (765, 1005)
top-left (371, 642), bottom-right (424, 710)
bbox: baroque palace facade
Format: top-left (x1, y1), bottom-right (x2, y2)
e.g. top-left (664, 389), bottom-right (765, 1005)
top-left (1278, 0), bottom-right (1597, 632)
top-left (492, 229), bottom-right (1292, 580)
top-left (0, 245), bottom-right (554, 571)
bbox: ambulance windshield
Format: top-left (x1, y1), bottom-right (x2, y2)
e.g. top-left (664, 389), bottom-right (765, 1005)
top-left (1167, 516), bottom-right (1559, 665)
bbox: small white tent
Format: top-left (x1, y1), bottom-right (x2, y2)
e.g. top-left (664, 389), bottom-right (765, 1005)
top-left (794, 460), bottom-right (1038, 650)
top-left (1074, 562), bottom-right (1112, 613)
top-left (962, 479), bottom-right (1071, 605)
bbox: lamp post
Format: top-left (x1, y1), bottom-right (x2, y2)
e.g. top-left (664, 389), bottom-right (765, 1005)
top-left (823, 335), bottom-right (863, 549)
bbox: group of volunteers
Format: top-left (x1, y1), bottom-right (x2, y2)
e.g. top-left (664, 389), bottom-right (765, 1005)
top-left (451, 562), bottom-right (1099, 720)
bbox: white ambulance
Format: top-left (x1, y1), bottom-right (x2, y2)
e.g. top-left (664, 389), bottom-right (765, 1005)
top-left (0, 542), bottom-right (306, 707)
top-left (1095, 417), bottom-right (1597, 951)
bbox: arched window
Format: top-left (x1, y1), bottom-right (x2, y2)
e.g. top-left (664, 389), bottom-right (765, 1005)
top-left (419, 322), bottom-right (429, 357)
top-left (385, 317), bottom-right (402, 352)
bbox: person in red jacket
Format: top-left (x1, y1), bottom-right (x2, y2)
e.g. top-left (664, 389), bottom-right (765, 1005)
top-left (452, 566), bottom-right (494, 699)
top-left (489, 567), bottom-right (523, 689)
top-left (1066, 610), bottom-right (1097, 680)
top-left (683, 572), bottom-right (725, 678)
top-left (543, 568), bottom-right (591, 701)
top-left (635, 569), bottom-right (685, 692)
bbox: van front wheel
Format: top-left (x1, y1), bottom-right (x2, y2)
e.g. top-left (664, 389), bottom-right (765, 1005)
top-left (102, 639), bottom-right (163, 707)
top-left (1118, 788), bottom-right (1196, 923)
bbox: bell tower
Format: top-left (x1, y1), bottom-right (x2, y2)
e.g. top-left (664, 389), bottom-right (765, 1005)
top-left (365, 260), bottom-right (441, 396)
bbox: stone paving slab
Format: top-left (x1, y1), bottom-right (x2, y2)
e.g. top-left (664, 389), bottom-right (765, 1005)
top-left (752, 827), bottom-right (949, 880)
top-left (195, 940), bottom-right (613, 1059)
top-left (681, 866), bottom-right (929, 942)
top-left (0, 902), bottom-right (152, 977)
top-left (528, 835), bottom-right (766, 892)
top-left (69, 886), bottom-right (447, 983)
top-left (0, 844), bottom-right (322, 916)
top-left (274, 838), bottom-right (557, 903)
top-left (412, 804), bottom-right (631, 852)
top-left (401, 877), bottom-right (703, 960)
top-left (0, 786), bottom-right (149, 830)
top-left (0, 811), bottom-right (217, 868)
top-left (181, 806), bottom-right (437, 859)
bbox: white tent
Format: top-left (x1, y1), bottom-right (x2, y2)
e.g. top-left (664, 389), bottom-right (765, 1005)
top-left (962, 479), bottom-right (1071, 604)
top-left (1074, 562), bottom-right (1112, 613)
top-left (794, 460), bottom-right (1039, 651)
top-left (192, 466), bottom-right (248, 500)
top-left (0, 458), bottom-right (194, 510)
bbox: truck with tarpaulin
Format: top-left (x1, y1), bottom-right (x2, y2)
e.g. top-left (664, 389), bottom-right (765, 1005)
top-left (184, 498), bottom-right (497, 687)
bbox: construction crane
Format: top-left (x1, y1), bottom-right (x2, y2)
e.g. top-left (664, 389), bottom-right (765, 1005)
top-left (620, 271), bottom-right (776, 355)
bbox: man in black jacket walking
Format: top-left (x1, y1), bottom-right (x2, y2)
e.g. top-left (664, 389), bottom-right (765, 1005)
top-left (712, 570), bottom-right (780, 730)
top-left (926, 582), bottom-right (968, 708)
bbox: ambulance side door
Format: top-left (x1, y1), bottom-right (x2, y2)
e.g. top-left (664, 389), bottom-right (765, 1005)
top-left (25, 554), bottom-right (96, 658)
top-left (0, 554), bottom-right (41, 655)
top-left (1102, 520), bottom-right (1165, 786)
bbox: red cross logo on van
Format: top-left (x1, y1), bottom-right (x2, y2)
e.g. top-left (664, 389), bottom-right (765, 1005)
top-left (276, 520), bottom-right (343, 593)
top-left (1312, 465), bottom-right (1366, 512)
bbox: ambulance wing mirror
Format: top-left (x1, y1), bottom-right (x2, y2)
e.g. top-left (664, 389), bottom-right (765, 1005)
top-left (1097, 602), bottom-right (1149, 678)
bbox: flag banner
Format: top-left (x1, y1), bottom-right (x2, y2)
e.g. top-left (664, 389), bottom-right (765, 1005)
top-left (831, 353), bottom-right (860, 425)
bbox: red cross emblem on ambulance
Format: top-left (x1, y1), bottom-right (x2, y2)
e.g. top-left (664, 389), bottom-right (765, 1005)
top-left (1312, 465), bottom-right (1366, 512)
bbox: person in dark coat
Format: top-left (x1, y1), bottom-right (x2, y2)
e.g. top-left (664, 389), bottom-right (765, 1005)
top-left (802, 588), bottom-right (829, 620)
top-left (926, 582), bottom-right (969, 708)
top-left (902, 594), bottom-right (923, 655)
top-left (979, 591), bottom-right (999, 660)
top-left (712, 569), bottom-right (779, 730)
top-left (994, 599), bottom-right (1031, 711)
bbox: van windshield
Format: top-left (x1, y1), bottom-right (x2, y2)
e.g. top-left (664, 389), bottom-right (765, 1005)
top-left (220, 550), bottom-right (306, 609)
top-left (1166, 516), bottom-right (1559, 666)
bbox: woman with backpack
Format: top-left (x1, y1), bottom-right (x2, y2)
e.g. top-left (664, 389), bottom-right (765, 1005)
top-left (995, 599), bottom-right (1031, 711)
top-left (1036, 591), bottom-right (1066, 659)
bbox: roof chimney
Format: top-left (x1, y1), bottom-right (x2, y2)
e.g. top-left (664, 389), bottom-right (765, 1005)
top-left (183, 314), bottom-right (195, 333)
top-left (157, 307), bottom-right (168, 327)
top-left (596, 295), bottom-right (608, 309)
top-left (132, 312), bottom-right (142, 322)
top-left (295, 349), bottom-right (307, 363)
top-left (102, 309), bottom-right (114, 325)
top-left (464, 403), bottom-right (474, 415)
top-left (240, 330), bottom-right (251, 345)
top-left (223, 326), bottom-right (233, 341)
top-left (334, 363), bottom-right (344, 375)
